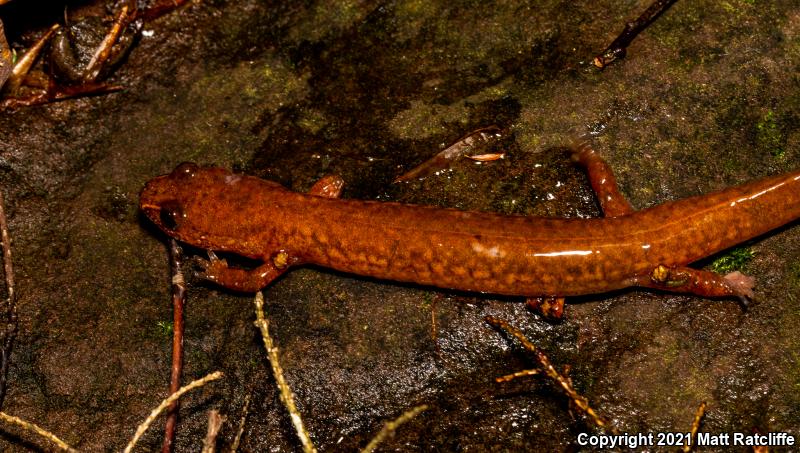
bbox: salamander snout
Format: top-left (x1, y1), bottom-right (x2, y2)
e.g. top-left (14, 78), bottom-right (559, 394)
top-left (140, 164), bottom-right (199, 232)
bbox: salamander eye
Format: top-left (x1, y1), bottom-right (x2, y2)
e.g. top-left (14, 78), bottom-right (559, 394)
top-left (159, 200), bottom-right (184, 231)
top-left (172, 162), bottom-right (199, 179)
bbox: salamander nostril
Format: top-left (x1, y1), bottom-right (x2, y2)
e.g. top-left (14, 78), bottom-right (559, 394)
top-left (159, 200), bottom-right (183, 231)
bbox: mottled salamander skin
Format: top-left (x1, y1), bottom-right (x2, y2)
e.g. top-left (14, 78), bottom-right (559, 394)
top-left (140, 162), bottom-right (800, 297)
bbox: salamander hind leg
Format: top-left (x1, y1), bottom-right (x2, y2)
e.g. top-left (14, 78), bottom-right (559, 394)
top-left (526, 297), bottom-right (565, 320)
top-left (194, 251), bottom-right (289, 293)
top-left (630, 264), bottom-right (755, 306)
top-left (570, 141), bottom-right (635, 217)
top-left (309, 175), bottom-right (345, 198)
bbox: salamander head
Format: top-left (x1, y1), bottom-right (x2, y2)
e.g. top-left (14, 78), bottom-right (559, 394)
top-left (140, 162), bottom-right (254, 251)
top-left (140, 162), bottom-right (194, 230)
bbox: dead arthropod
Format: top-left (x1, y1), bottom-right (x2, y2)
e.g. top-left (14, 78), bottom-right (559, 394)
top-left (394, 125), bottom-right (505, 182)
top-left (0, 0), bottom-right (189, 109)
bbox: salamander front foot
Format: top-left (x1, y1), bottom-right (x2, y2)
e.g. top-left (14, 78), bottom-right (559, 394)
top-left (193, 250), bottom-right (228, 285)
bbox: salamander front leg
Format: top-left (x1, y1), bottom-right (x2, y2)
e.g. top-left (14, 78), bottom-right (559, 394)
top-left (526, 297), bottom-right (565, 320)
top-left (195, 251), bottom-right (289, 293)
top-left (193, 175), bottom-right (342, 293)
top-left (629, 264), bottom-right (755, 306)
top-left (309, 175), bottom-right (345, 198)
top-left (571, 142), bottom-right (635, 217)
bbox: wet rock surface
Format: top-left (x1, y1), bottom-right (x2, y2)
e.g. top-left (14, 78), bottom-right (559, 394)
top-left (0, 0), bottom-right (798, 450)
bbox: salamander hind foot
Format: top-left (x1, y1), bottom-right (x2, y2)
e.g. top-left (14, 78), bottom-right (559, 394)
top-left (632, 264), bottom-right (757, 308)
top-left (723, 271), bottom-right (755, 300)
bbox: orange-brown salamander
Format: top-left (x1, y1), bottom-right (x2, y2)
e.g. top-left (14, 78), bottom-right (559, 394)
top-left (140, 144), bottom-right (800, 309)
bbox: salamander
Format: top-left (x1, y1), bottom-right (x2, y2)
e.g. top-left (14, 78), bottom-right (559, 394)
top-left (139, 144), bottom-right (800, 307)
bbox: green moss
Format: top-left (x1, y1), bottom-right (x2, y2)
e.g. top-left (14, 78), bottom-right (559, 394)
top-left (297, 108), bottom-right (329, 134)
top-left (281, 1), bottom-right (376, 44)
top-left (155, 321), bottom-right (174, 338)
top-left (721, 156), bottom-right (743, 173)
top-left (388, 100), bottom-right (471, 139)
top-left (710, 247), bottom-right (755, 274)
top-left (755, 111), bottom-right (785, 159)
top-left (792, 351), bottom-right (800, 388)
top-left (184, 58), bottom-right (310, 161)
top-left (788, 261), bottom-right (800, 292)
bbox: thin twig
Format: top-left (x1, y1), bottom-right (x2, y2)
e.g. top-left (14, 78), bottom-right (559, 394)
top-left (162, 239), bottom-right (186, 453)
top-left (83, 6), bottom-right (130, 82)
top-left (140, 0), bottom-right (191, 22)
top-left (485, 316), bottom-right (614, 432)
top-left (495, 368), bottom-right (540, 383)
top-left (124, 371), bottom-right (224, 453)
top-left (253, 291), bottom-right (317, 453)
top-left (593, 0), bottom-right (679, 69)
top-left (0, 411), bottom-right (77, 452)
top-left (4, 24), bottom-right (59, 94)
top-left (360, 405), bottom-right (428, 453)
top-left (0, 82), bottom-right (123, 109)
top-left (201, 410), bottom-right (225, 453)
top-left (0, 18), bottom-right (15, 90)
top-left (683, 401), bottom-right (706, 453)
top-left (0, 191), bottom-right (18, 410)
top-left (229, 394), bottom-right (251, 453)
